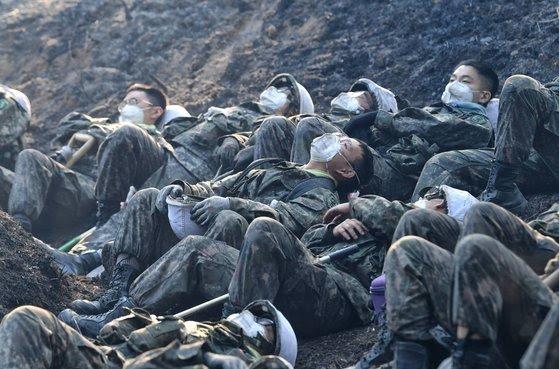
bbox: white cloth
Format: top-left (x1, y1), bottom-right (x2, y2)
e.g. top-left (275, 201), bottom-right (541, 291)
top-left (486, 98), bottom-right (499, 132)
top-left (441, 185), bottom-right (479, 221)
top-left (352, 78), bottom-right (398, 113)
top-left (161, 104), bottom-right (191, 124)
top-left (1, 84), bottom-right (31, 116)
top-left (296, 82), bottom-right (314, 115)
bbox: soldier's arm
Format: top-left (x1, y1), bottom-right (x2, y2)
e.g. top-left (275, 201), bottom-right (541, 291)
top-left (349, 195), bottom-right (411, 240)
top-left (375, 108), bottom-right (493, 151)
top-left (229, 188), bottom-right (339, 238)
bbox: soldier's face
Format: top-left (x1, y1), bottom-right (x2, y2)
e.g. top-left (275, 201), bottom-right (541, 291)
top-left (328, 136), bottom-right (363, 182)
top-left (120, 90), bottom-right (163, 124)
top-left (449, 65), bottom-right (492, 105)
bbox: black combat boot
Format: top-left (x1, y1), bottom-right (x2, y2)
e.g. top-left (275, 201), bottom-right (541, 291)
top-left (59, 296), bottom-right (136, 338)
top-left (394, 340), bottom-right (428, 369)
top-left (71, 255), bottom-right (140, 314)
top-left (95, 200), bottom-right (120, 227)
top-left (480, 160), bottom-right (527, 215)
top-left (451, 339), bottom-right (491, 369)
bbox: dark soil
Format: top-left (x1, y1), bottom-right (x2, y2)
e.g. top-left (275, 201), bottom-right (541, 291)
top-left (0, 210), bottom-right (102, 319)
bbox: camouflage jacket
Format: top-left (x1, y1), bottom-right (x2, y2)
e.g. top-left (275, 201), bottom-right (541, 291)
top-left (95, 304), bottom-right (283, 369)
top-left (373, 102), bottom-right (492, 152)
top-left (301, 195), bottom-right (412, 324)
top-left (52, 113), bottom-right (167, 180)
top-left (177, 161), bottom-right (339, 238)
top-left (0, 88), bottom-right (30, 170)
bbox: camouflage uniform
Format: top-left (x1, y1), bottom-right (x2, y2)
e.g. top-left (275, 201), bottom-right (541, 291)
top-left (0, 86), bottom-right (31, 209)
top-left (394, 202), bottom-right (559, 274)
top-left (521, 301), bottom-right (559, 369)
top-left (97, 103), bottom-right (264, 207)
top-left (386, 234), bottom-right (557, 368)
top-left (413, 75), bottom-right (559, 200)
top-left (104, 161), bottom-right (339, 288)
top-left (7, 113), bottom-right (118, 229)
top-left (0, 304), bottom-right (291, 369)
top-left (226, 217), bottom-right (372, 338)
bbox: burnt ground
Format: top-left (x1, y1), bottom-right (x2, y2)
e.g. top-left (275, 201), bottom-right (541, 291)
top-left (0, 210), bottom-right (102, 319)
top-left (1, 0), bottom-right (559, 367)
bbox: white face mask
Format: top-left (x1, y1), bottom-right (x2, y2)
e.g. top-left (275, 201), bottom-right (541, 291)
top-left (330, 92), bottom-right (366, 114)
top-left (119, 104), bottom-right (145, 124)
top-left (259, 86), bottom-right (289, 112)
top-left (310, 133), bottom-right (342, 162)
top-left (441, 81), bottom-right (474, 104)
top-left (227, 310), bottom-right (271, 338)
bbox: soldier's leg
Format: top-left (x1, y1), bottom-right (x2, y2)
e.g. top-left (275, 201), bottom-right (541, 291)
top-left (385, 236), bottom-right (454, 341)
top-left (452, 234), bottom-right (555, 366)
top-left (412, 149), bottom-right (493, 201)
top-left (290, 117), bottom-right (341, 164)
top-left (481, 75), bottom-right (559, 214)
top-left (0, 306), bottom-right (106, 369)
top-left (8, 148), bottom-right (95, 229)
top-left (253, 116), bottom-right (296, 161)
top-left (520, 301), bottom-right (559, 369)
top-left (71, 188), bottom-right (178, 314)
top-left (203, 209), bottom-right (249, 250)
top-left (129, 236), bottom-right (239, 314)
top-left (462, 202), bottom-right (559, 274)
top-left (385, 236), bottom-right (454, 369)
top-left (227, 218), bottom-right (365, 337)
top-left (0, 166), bottom-right (14, 210)
top-left (95, 124), bottom-right (166, 223)
top-left (392, 208), bottom-right (461, 252)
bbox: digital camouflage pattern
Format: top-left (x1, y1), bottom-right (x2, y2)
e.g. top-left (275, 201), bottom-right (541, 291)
top-left (0, 166), bottom-right (14, 210)
top-left (226, 217), bottom-right (371, 338)
top-left (521, 301), bottom-right (559, 369)
top-left (494, 75), bottom-right (559, 179)
top-left (0, 86), bottom-right (30, 171)
top-left (0, 304), bottom-right (289, 369)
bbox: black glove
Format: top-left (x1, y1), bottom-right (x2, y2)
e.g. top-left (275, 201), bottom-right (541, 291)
top-left (214, 137), bottom-right (240, 170)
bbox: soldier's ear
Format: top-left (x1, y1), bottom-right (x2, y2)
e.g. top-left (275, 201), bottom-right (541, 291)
top-left (336, 167), bottom-right (356, 180)
top-left (477, 90), bottom-right (492, 105)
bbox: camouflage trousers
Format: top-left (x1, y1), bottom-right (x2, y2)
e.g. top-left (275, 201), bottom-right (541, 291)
top-left (8, 148), bottom-right (96, 227)
top-left (106, 188), bottom-right (248, 274)
top-left (0, 306), bottom-right (107, 369)
top-left (227, 217), bottom-right (370, 338)
top-left (412, 148), bottom-right (559, 201)
top-left (95, 124), bottom-right (166, 205)
top-left (385, 234), bottom-right (556, 368)
top-left (394, 202), bottom-right (559, 274)
top-left (290, 116), bottom-right (342, 164)
top-left (521, 300), bottom-right (559, 369)
top-left (0, 165), bottom-right (14, 210)
top-left (494, 75), bottom-right (559, 179)
top-left (253, 116), bottom-right (295, 161)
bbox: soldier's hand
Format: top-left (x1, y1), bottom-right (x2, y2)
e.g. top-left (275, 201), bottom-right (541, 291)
top-left (545, 254), bottom-right (559, 276)
top-left (155, 185), bottom-right (184, 213)
top-left (333, 218), bottom-right (368, 240)
top-left (203, 352), bottom-right (248, 369)
top-left (215, 137), bottom-right (240, 169)
top-left (323, 203), bottom-right (350, 223)
top-left (190, 196), bottom-right (230, 226)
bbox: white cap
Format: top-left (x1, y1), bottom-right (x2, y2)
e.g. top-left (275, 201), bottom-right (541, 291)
top-left (1, 84), bottom-right (31, 117)
top-left (161, 104), bottom-right (191, 125)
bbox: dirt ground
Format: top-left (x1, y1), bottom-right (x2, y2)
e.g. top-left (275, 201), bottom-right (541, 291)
top-left (0, 210), bottom-right (102, 319)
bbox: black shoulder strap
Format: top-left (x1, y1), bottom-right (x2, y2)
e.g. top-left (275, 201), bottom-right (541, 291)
top-left (284, 176), bottom-right (336, 201)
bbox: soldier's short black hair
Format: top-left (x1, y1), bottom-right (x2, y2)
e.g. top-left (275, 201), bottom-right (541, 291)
top-left (455, 59), bottom-right (499, 98)
top-left (126, 83), bottom-right (168, 110)
top-left (351, 139), bottom-right (375, 188)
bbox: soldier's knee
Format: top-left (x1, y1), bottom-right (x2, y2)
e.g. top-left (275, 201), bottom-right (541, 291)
top-left (108, 123), bottom-right (143, 144)
top-left (17, 148), bottom-right (48, 166)
top-left (127, 187), bottom-right (159, 209)
top-left (463, 202), bottom-right (498, 224)
top-left (243, 217), bottom-right (283, 249)
top-left (258, 116), bottom-right (290, 136)
top-left (454, 234), bottom-right (496, 265)
top-left (2, 305), bottom-right (47, 328)
top-left (502, 75), bottom-right (540, 97)
top-left (214, 209), bottom-right (247, 228)
top-left (387, 235), bottom-right (426, 261)
top-left (176, 235), bottom-right (208, 253)
top-left (294, 117), bottom-right (323, 138)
